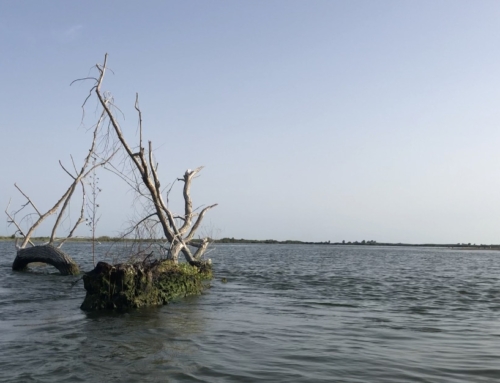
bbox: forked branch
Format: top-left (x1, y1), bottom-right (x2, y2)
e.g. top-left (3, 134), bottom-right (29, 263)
top-left (89, 54), bottom-right (217, 264)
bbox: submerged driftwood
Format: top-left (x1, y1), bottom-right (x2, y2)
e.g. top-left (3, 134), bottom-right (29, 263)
top-left (12, 245), bottom-right (80, 275)
top-left (81, 259), bottom-right (212, 311)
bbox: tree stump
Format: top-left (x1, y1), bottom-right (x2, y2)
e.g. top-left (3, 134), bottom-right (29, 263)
top-left (13, 245), bottom-right (80, 275)
top-left (80, 260), bottom-right (212, 310)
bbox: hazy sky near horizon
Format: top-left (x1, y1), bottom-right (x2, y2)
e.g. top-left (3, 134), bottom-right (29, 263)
top-left (2, 1), bottom-right (500, 243)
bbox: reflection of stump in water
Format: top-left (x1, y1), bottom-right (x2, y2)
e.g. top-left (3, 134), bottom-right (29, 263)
top-left (12, 245), bottom-right (80, 275)
top-left (81, 260), bottom-right (212, 311)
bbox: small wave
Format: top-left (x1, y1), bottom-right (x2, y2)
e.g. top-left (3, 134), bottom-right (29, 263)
top-left (409, 326), bottom-right (443, 333)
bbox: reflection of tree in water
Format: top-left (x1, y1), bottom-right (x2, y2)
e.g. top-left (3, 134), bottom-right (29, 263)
top-left (79, 297), bottom-right (205, 382)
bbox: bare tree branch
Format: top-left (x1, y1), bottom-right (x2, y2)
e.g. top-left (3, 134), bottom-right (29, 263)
top-left (135, 93), bottom-right (143, 149)
top-left (185, 204), bottom-right (218, 242)
top-left (59, 160), bottom-right (76, 180)
top-left (5, 200), bottom-right (35, 247)
top-left (57, 181), bottom-right (86, 248)
top-left (14, 184), bottom-right (42, 217)
top-left (179, 166), bottom-right (203, 235)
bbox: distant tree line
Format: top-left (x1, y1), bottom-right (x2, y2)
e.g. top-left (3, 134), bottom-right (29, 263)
top-left (215, 237), bottom-right (331, 245)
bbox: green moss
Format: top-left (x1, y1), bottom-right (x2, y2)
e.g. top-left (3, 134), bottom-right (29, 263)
top-left (80, 260), bottom-right (212, 311)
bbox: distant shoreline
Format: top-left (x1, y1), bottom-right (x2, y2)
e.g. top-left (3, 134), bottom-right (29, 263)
top-left (1, 236), bottom-right (499, 250)
top-left (216, 239), bottom-right (500, 250)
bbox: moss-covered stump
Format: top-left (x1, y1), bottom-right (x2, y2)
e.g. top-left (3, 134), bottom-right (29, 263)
top-left (80, 260), bottom-right (212, 311)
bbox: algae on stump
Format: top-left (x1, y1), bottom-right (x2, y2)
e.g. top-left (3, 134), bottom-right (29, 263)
top-left (81, 260), bottom-right (212, 311)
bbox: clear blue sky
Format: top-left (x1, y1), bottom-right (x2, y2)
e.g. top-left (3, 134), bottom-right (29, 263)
top-left (2, 1), bottom-right (500, 243)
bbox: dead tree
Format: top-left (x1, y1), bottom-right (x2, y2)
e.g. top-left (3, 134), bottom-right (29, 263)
top-left (5, 113), bottom-right (114, 275)
top-left (79, 54), bottom-right (217, 265)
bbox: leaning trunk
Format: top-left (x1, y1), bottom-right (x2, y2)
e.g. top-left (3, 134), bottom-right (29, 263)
top-left (167, 242), bottom-right (183, 263)
top-left (13, 245), bottom-right (80, 275)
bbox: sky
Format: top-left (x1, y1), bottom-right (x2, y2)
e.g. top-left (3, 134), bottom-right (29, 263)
top-left (1, 1), bottom-right (500, 244)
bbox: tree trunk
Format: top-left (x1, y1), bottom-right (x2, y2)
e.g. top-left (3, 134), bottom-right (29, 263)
top-left (13, 245), bottom-right (80, 275)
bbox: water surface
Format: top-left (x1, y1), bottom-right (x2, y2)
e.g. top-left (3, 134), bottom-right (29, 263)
top-left (1, 242), bottom-right (500, 382)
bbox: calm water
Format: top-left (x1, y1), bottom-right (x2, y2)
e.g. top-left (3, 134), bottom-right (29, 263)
top-left (1, 242), bottom-right (500, 382)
